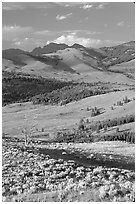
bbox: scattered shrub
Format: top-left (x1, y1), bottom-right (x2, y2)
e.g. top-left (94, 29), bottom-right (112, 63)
top-left (91, 107), bottom-right (101, 117)
top-left (123, 96), bottom-right (130, 104)
top-left (104, 125), bottom-right (107, 132)
top-left (41, 128), bottom-right (44, 132)
top-left (117, 101), bottom-right (123, 106)
top-left (78, 119), bottom-right (85, 131)
top-left (116, 127), bottom-right (119, 132)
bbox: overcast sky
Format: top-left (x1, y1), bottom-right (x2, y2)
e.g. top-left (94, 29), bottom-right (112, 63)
top-left (2, 2), bottom-right (135, 51)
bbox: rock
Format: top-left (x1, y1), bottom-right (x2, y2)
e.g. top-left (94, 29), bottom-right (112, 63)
top-left (88, 153), bottom-right (94, 158)
top-left (80, 190), bottom-right (85, 195)
top-left (62, 151), bottom-right (67, 155)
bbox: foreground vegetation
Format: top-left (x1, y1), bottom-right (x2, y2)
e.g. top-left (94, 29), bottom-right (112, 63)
top-left (2, 139), bottom-right (135, 202)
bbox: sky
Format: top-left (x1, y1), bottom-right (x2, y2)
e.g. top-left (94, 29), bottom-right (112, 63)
top-left (2, 2), bottom-right (135, 51)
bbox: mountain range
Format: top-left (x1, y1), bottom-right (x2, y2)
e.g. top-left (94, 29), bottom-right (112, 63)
top-left (2, 41), bottom-right (135, 82)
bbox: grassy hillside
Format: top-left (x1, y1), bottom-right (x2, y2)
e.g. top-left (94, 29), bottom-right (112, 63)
top-left (108, 59), bottom-right (135, 79)
top-left (2, 89), bottom-right (134, 137)
top-left (2, 49), bottom-right (29, 66)
top-left (101, 41), bottom-right (135, 67)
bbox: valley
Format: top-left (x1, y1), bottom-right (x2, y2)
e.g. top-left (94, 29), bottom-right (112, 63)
top-left (2, 41), bottom-right (135, 202)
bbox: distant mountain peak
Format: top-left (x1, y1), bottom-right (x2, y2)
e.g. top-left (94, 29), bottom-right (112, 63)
top-left (2, 40), bottom-right (135, 72)
top-left (70, 43), bottom-right (85, 49)
top-left (31, 42), bottom-right (69, 55)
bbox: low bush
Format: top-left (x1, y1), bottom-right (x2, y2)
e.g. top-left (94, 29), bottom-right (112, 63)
top-left (91, 107), bottom-right (101, 117)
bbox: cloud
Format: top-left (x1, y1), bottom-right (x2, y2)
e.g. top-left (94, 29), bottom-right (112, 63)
top-left (117, 21), bottom-right (125, 27)
top-left (67, 30), bottom-right (102, 35)
top-left (2, 2), bottom-right (109, 11)
top-left (47, 33), bottom-right (124, 48)
top-left (104, 24), bottom-right (108, 28)
top-left (12, 37), bottom-right (44, 50)
top-left (96, 3), bottom-right (109, 9)
top-left (2, 25), bottom-right (33, 41)
top-left (56, 13), bottom-right (72, 20)
top-left (43, 13), bottom-right (48, 17)
top-left (2, 25), bottom-right (104, 50)
top-left (55, 2), bottom-right (84, 7)
top-left (47, 34), bottom-right (101, 47)
top-left (80, 4), bottom-right (93, 10)
top-left (2, 2), bottom-right (24, 10)
top-left (2, 2), bottom-right (55, 10)
top-left (96, 4), bottom-right (105, 9)
top-left (34, 30), bottom-right (52, 36)
top-left (103, 40), bottom-right (124, 47)
top-left (34, 29), bottom-right (101, 37)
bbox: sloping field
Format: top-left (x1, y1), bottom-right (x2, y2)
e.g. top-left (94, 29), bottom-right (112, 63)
top-left (96, 122), bottom-right (135, 138)
top-left (2, 59), bottom-right (135, 85)
top-left (2, 59), bottom-right (18, 72)
top-left (108, 59), bottom-right (135, 77)
top-left (110, 59), bottom-right (135, 70)
top-left (20, 61), bottom-right (55, 73)
top-left (45, 48), bottom-right (83, 66)
top-left (2, 90), bottom-right (134, 137)
top-left (18, 66), bottom-right (135, 85)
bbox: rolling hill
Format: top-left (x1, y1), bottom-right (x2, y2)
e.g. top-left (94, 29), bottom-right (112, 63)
top-left (108, 59), bottom-right (135, 79)
top-left (2, 49), bottom-right (29, 66)
top-left (101, 41), bottom-right (135, 67)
